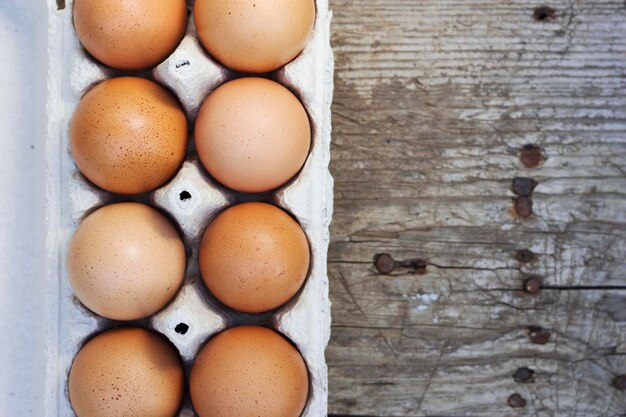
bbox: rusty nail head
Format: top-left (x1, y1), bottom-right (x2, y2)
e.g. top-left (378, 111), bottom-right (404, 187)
top-left (613, 375), bottom-right (626, 390)
top-left (533, 6), bottom-right (556, 21)
top-left (513, 367), bottom-right (535, 383)
top-left (374, 253), bottom-right (395, 274)
top-left (515, 196), bottom-right (533, 218)
top-left (528, 326), bottom-right (550, 344)
top-left (520, 144), bottom-right (543, 168)
top-left (524, 277), bottom-right (542, 294)
top-left (512, 177), bottom-right (538, 197)
top-left (514, 249), bottom-right (537, 263)
top-left (508, 393), bottom-right (527, 408)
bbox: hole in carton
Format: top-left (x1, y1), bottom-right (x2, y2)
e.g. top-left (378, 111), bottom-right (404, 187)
top-left (57, 0), bottom-right (65, 10)
top-left (175, 323), bottom-right (189, 335)
top-left (179, 190), bottom-right (192, 201)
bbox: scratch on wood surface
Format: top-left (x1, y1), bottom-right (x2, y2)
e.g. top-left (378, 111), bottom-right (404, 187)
top-left (335, 269), bottom-right (399, 359)
top-left (416, 339), bottom-right (449, 412)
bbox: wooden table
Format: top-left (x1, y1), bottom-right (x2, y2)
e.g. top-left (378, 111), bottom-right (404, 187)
top-left (326, 1), bottom-right (626, 416)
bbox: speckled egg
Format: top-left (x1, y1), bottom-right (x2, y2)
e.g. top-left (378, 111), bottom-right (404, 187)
top-left (194, 0), bottom-right (315, 73)
top-left (74, 0), bottom-right (188, 70)
top-left (199, 202), bottom-right (310, 313)
top-left (70, 77), bottom-right (188, 195)
top-left (69, 327), bottom-right (184, 417)
top-left (190, 326), bottom-right (309, 417)
top-left (195, 77), bottom-right (311, 193)
top-left (67, 202), bottom-right (186, 321)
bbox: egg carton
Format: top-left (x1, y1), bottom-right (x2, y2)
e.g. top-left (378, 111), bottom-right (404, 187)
top-left (43, 0), bottom-right (333, 416)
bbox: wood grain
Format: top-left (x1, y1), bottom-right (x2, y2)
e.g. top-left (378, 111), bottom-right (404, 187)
top-left (327, 0), bottom-right (626, 416)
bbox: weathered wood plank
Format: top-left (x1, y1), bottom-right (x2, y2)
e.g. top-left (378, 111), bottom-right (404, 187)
top-left (327, 0), bottom-right (626, 416)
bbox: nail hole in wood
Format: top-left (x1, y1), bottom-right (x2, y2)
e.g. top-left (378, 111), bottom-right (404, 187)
top-left (512, 177), bottom-right (538, 197)
top-left (508, 393), bottom-right (527, 408)
top-left (533, 6), bottom-right (556, 21)
top-left (528, 326), bottom-right (550, 344)
top-left (513, 367), bottom-right (535, 383)
top-left (520, 144), bottom-right (543, 168)
top-left (514, 249), bottom-right (537, 263)
top-left (514, 196), bottom-right (533, 218)
top-left (397, 258), bottom-right (428, 274)
top-left (613, 375), bottom-right (626, 390)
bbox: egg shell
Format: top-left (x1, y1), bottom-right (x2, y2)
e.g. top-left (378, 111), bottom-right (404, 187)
top-left (70, 77), bottom-right (188, 195)
top-left (68, 327), bottom-right (184, 417)
top-left (199, 202), bottom-right (310, 313)
top-left (190, 326), bottom-right (309, 417)
top-left (195, 77), bottom-right (311, 193)
top-left (67, 202), bottom-right (186, 321)
top-left (194, 0), bottom-right (315, 73)
top-left (73, 0), bottom-right (188, 70)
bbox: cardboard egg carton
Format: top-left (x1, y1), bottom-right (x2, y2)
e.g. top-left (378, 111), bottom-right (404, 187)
top-left (44, 0), bottom-right (333, 415)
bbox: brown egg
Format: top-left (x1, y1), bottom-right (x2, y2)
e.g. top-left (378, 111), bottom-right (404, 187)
top-left (194, 0), bottom-right (315, 73)
top-left (199, 202), bottom-right (309, 313)
top-left (190, 326), bottom-right (308, 417)
top-left (67, 202), bottom-right (186, 321)
top-left (70, 77), bottom-right (188, 195)
top-left (69, 327), bottom-right (184, 417)
top-left (74, 0), bottom-right (187, 70)
top-left (195, 78), bottom-right (310, 193)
